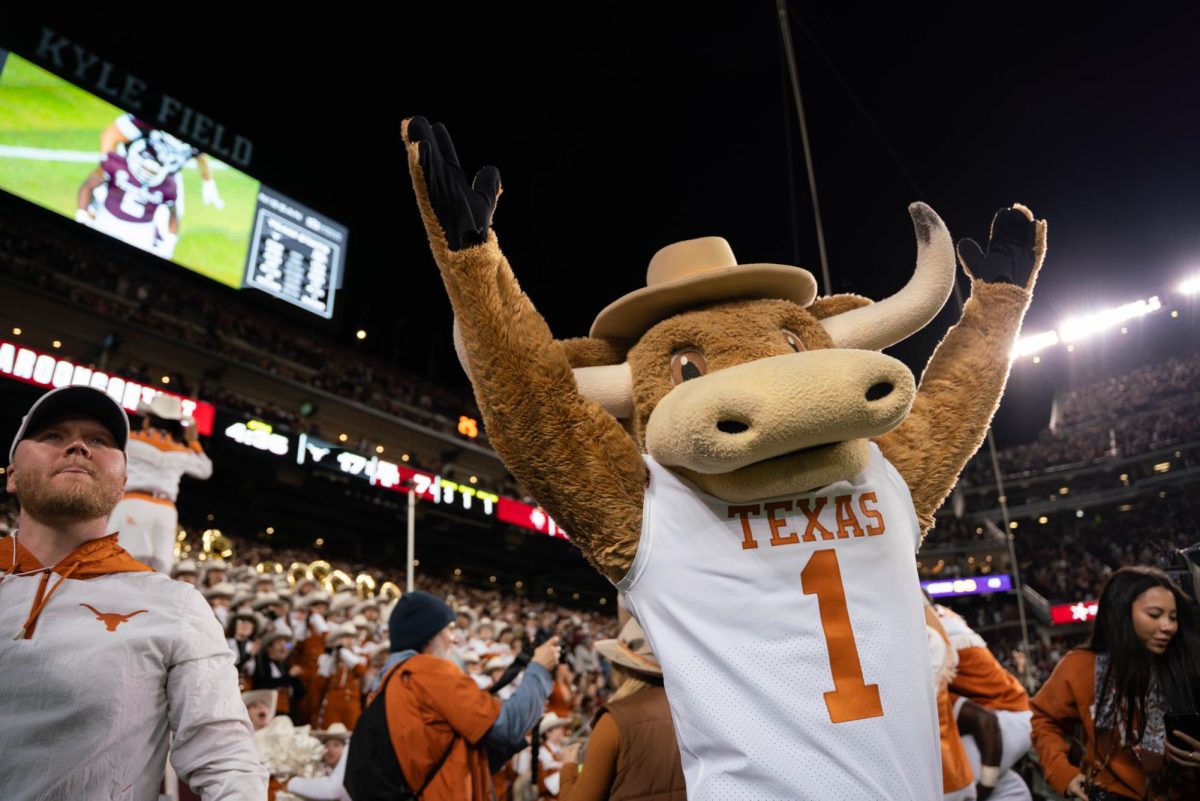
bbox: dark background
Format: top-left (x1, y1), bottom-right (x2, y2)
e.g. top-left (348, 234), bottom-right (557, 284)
top-left (11, 4), bottom-right (1200, 444)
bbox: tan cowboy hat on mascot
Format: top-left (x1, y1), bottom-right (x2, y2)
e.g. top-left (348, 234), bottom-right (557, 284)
top-left (590, 237), bottom-right (818, 340)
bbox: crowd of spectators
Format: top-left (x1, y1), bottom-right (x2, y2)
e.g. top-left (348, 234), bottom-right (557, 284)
top-left (959, 352), bottom-right (1200, 485)
top-left (204, 535), bottom-right (619, 799)
top-left (1014, 495), bottom-right (1199, 604)
top-left (0, 501), bottom-right (619, 799)
top-left (0, 209), bottom-right (487, 447)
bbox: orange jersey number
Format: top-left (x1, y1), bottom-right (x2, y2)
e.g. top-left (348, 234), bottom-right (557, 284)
top-left (801, 548), bottom-right (884, 723)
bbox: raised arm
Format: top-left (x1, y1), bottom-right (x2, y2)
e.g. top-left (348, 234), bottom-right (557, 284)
top-left (402, 117), bottom-right (646, 581)
top-left (876, 205), bottom-right (1046, 533)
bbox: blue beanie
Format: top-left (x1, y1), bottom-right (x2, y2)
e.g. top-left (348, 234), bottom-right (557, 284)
top-left (389, 591), bottom-right (456, 653)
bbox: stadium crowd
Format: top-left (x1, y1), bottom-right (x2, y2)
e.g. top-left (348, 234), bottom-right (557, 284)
top-left (959, 353), bottom-right (1200, 485)
top-left (0, 209), bottom-right (488, 448)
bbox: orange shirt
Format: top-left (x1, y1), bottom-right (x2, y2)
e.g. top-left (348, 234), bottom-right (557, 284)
top-left (546, 680), bottom-right (575, 718)
top-left (950, 646), bottom-right (1029, 712)
top-left (1030, 649), bottom-right (1148, 799)
top-left (379, 654), bottom-right (502, 801)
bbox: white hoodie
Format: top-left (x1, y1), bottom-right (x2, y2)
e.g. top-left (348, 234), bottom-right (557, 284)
top-left (0, 533), bottom-right (267, 800)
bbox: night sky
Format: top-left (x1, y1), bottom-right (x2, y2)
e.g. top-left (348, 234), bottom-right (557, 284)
top-left (16, 5), bottom-right (1200, 445)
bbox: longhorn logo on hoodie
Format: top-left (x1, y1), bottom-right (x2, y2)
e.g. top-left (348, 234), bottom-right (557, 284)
top-left (79, 604), bottom-right (149, 632)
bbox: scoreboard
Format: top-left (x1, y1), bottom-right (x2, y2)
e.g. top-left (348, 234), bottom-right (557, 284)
top-left (0, 48), bottom-right (348, 319)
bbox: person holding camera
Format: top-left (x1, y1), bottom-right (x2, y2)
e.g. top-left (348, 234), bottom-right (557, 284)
top-left (1031, 566), bottom-right (1200, 799)
top-left (347, 591), bottom-right (561, 801)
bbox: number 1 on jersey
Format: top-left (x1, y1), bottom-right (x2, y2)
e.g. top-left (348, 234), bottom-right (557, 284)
top-left (801, 548), bottom-right (884, 723)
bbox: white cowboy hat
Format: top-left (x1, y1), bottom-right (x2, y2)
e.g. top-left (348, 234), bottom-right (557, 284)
top-left (594, 618), bottom-right (662, 677)
top-left (136, 394), bottom-right (184, 421)
top-left (539, 714), bottom-right (572, 736)
top-left (314, 722), bottom-right (352, 742)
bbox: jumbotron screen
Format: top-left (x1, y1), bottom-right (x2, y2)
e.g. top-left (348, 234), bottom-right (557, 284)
top-left (0, 49), bottom-right (347, 318)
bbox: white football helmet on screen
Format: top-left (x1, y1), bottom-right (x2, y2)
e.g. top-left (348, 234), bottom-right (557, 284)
top-left (148, 129), bottom-right (194, 172)
top-left (126, 139), bottom-right (170, 187)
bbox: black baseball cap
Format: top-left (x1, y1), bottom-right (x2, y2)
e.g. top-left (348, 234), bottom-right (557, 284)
top-left (8, 386), bottom-right (130, 463)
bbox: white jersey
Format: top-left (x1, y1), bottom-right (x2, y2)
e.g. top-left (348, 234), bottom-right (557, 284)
top-left (618, 443), bottom-right (941, 800)
top-left (124, 429), bottom-right (213, 501)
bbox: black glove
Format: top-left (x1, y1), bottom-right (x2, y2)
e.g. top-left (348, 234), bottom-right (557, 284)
top-left (956, 207), bottom-right (1038, 286)
top-left (405, 116), bottom-right (501, 251)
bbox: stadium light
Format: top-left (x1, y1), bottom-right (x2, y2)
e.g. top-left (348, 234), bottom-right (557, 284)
top-left (51, 340), bottom-right (61, 349)
top-left (375, 445), bottom-right (384, 454)
top-left (11, 327), bottom-right (20, 336)
top-left (1180, 275), bottom-right (1200, 295)
top-left (1014, 329), bottom-right (1059, 357)
top-left (1058, 295), bottom-right (1162, 343)
top-left (356, 329), bottom-right (367, 340)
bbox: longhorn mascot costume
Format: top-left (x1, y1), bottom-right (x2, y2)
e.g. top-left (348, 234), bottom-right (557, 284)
top-left (402, 117), bottom-right (1046, 799)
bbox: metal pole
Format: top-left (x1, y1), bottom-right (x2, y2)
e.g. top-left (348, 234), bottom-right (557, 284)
top-left (406, 488), bottom-right (416, 593)
top-left (985, 427), bottom-right (1034, 690)
top-left (776, 0), bottom-right (833, 295)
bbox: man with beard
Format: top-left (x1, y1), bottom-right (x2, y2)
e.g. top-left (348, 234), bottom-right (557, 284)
top-left (0, 386), bottom-right (266, 800)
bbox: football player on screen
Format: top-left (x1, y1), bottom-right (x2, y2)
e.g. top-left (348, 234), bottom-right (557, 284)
top-left (76, 137), bottom-right (181, 258)
top-left (101, 112), bottom-right (225, 212)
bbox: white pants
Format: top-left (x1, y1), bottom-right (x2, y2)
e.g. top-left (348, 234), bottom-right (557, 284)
top-left (92, 208), bottom-right (158, 251)
top-left (955, 699), bottom-right (1033, 801)
top-left (110, 496), bottom-right (177, 572)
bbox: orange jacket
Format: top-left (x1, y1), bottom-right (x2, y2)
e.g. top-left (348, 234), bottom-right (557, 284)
top-left (1030, 649), bottom-right (1148, 799)
top-left (376, 654), bottom-right (502, 801)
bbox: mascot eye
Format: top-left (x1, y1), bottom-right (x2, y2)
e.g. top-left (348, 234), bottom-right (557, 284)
top-left (670, 349), bottom-right (708, 385)
top-left (782, 329), bottom-right (806, 353)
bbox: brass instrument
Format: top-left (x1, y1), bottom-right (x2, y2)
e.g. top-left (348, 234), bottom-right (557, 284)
top-left (199, 529), bottom-right (233, 562)
top-left (287, 562), bottom-right (312, 589)
top-left (356, 573), bottom-right (377, 599)
top-left (309, 560), bottom-right (332, 584)
top-left (378, 581), bottom-right (402, 602)
top-left (174, 528), bottom-right (192, 560)
top-left (255, 560), bottom-right (283, 575)
top-left (324, 569), bottom-right (353, 594)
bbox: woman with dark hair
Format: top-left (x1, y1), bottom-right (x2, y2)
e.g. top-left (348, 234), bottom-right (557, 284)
top-left (1031, 566), bottom-right (1200, 799)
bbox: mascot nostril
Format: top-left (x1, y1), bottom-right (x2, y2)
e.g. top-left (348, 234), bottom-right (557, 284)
top-left (865, 382), bottom-right (894, 402)
top-left (717, 419), bottom-right (750, 435)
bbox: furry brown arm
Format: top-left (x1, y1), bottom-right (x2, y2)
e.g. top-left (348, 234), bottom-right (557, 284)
top-left (403, 124), bottom-right (646, 582)
top-left (876, 206), bottom-right (1045, 535)
top-left (875, 277), bottom-right (1036, 534)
